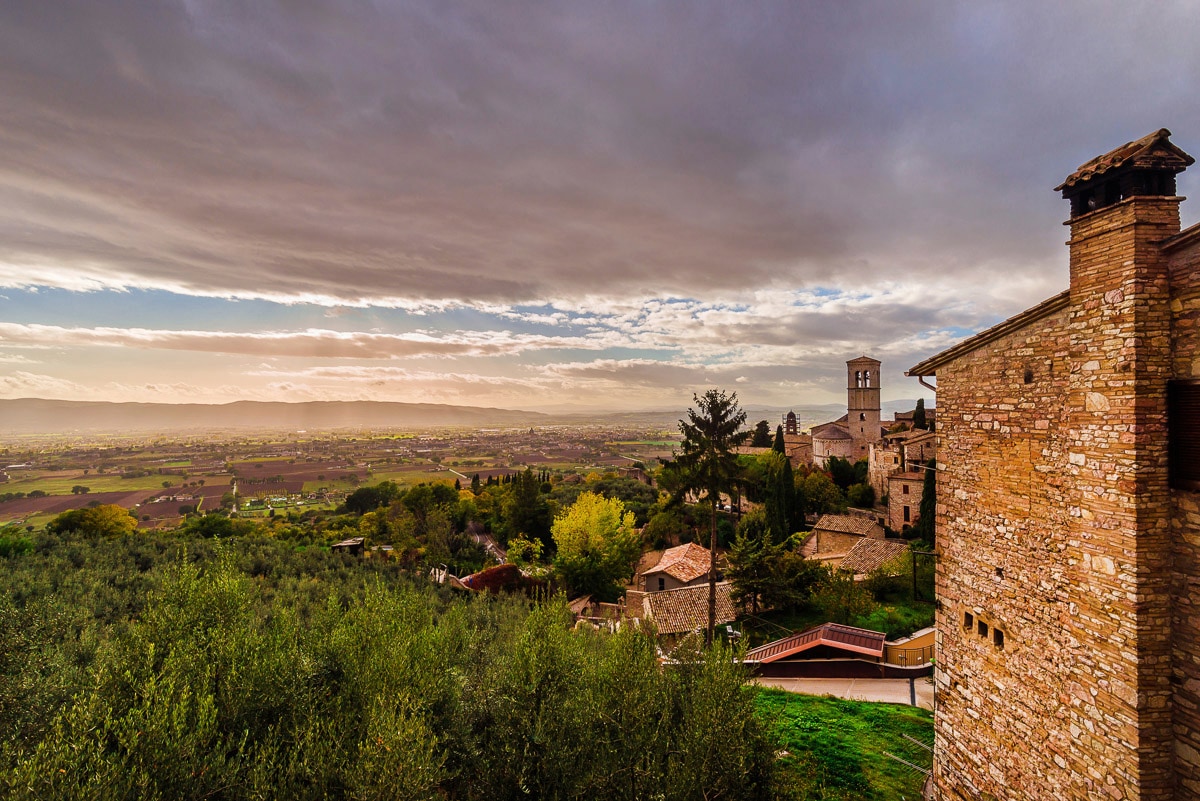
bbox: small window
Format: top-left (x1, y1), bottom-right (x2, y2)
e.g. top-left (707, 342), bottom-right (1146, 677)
top-left (903, 506), bottom-right (911, 522)
top-left (993, 628), bottom-right (1005, 649)
top-left (1169, 380), bottom-right (1200, 490)
top-left (902, 485), bottom-right (910, 495)
top-left (995, 567), bottom-right (1004, 579)
top-left (1023, 368), bottom-right (1034, 384)
top-left (978, 621), bottom-right (989, 639)
top-left (963, 612), bottom-right (973, 630)
top-left (859, 412), bottom-right (866, 421)
top-left (658, 577), bottom-right (665, 591)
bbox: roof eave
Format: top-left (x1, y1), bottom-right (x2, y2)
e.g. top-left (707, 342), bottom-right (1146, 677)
top-left (906, 290), bottom-right (1071, 377)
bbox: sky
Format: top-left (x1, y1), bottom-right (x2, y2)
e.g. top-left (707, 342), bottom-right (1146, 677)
top-left (3, 1), bottom-right (1200, 413)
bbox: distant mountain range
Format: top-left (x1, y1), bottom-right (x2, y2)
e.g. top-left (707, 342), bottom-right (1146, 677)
top-left (0, 397), bottom-right (933, 435)
top-left (0, 398), bottom-right (549, 434)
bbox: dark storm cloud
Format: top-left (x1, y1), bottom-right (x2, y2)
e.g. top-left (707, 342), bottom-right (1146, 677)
top-left (5, 1), bottom-right (1200, 312)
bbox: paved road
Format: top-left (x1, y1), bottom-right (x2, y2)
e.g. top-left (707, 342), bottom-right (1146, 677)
top-left (753, 676), bottom-right (935, 710)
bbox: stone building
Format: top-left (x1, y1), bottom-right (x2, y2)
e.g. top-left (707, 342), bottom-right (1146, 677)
top-left (886, 470), bottom-right (924, 532)
top-left (811, 356), bottom-right (888, 464)
top-left (907, 129), bottom-right (1200, 799)
top-left (868, 426), bottom-right (936, 499)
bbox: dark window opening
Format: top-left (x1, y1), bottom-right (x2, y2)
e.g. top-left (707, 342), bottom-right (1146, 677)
top-left (964, 612), bottom-right (973, 630)
top-left (859, 412), bottom-right (866, 421)
top-left (1024, 368), bottom-right (1034, 384)
top-left (978, 621), bottom-right (989, 639)
top-left (993, 629), bottom-right (1005, 649)
top-left (1169, 380), bottom-right (1200, 491)
top-left (995, 566), bottom-right (1004, 579)
top-left (902, 485), bottom-right (910, 495)
top-left (903, 506), bottom-right (911, 522)
top-left (657, 577), bottom-right (665, 591)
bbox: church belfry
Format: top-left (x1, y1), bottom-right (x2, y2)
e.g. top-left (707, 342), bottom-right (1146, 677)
top-left (847, 356), bottom-right (881, 452)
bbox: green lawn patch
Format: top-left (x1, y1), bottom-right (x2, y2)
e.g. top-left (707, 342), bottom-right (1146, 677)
top-left (755, 689), bottom-right (932, 800)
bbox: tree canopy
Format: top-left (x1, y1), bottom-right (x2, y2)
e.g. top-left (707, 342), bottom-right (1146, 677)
top-left (45, 504), bottom-right (138, 539)
top-left (551, 492), bottom-right (640, 601)
top-left (675, 389), bottom-right (749, 643)
top-left (751, 419), bottom-right (773, 448)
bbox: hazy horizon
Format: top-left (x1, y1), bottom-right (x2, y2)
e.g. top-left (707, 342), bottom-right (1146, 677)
top-left (3, 2), bottom-right (1198, 411)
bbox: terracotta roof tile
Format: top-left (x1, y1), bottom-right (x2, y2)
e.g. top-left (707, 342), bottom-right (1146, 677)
top-left (813, 514), bottom-right (881, 538)
top-left (642, 542), bottom-right (713, 584)
top-left (643, 581), bottom-right (736, 635)
top-left (838, 538), bottom-right (910, 576)
top-left (1055, 128), bottom-right (1194, 190)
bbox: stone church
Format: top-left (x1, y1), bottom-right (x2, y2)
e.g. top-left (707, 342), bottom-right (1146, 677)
top-left (908, 129), bottom-right (1200, 799)
top-left (809, 356), bottom-right (888, 464)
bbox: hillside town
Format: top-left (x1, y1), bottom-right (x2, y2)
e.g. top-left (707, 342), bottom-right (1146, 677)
top-left (2, 4), bottom-right (1198, 797)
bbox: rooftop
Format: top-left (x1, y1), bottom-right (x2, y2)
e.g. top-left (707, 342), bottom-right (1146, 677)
top-left (1055, 128), bottom-right (1194, 191)
top-left (744, 623), bottom-right (886, 663)
top-left (643, 581), bottom-right (736, 635)
top-left (838, 538), bottom-right (910, 576)
top-left (813, 514), bottom-right (881, 538)
top-left (642, 542), bottom-right (713, 584)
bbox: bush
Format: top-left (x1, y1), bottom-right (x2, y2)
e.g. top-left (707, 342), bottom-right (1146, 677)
top-left (0, 537), bottom-right (779, 800)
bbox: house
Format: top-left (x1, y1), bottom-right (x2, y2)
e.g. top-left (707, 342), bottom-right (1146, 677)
top-left (802, 513), bottom-right (885, 564)
top-left (837, 537), bottom-right (910, 580)
top-left (907, 129), bottom-right (1200, 799)
top-left (642, 581), bottom-right (736, 640)
top-left (330, 536), bottom-right (365, 555)
top-left (886, 470), bottom-right (925, 532)
top-left (745, 623), bottom-right (936, 680)
top-left (638, 542), bottom-right (718, 593)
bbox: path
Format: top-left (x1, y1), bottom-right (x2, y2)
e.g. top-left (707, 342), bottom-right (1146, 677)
top-left (753, 676), bottom-right (934, 710)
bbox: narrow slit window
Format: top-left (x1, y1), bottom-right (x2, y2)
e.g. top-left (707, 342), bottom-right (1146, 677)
top-left (1169, 380), bottom-right (1200, 490)
top-left (964, 612), bottom-right (973, 630)
top-left (993, 628), bottom-right (1005, 649)
top-left (978, 621), bottom-right (989, 639)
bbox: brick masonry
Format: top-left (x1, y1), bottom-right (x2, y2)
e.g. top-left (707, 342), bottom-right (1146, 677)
top-left (912, 146), bottom-right (1200, 797)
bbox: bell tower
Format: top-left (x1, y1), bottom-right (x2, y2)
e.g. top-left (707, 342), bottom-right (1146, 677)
top-left (847, 356), bottom-right (881, 454)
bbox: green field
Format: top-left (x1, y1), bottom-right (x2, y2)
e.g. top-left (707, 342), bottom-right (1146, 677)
top-left (756, 690), bottom-right (932, 799)
top-left (2, 472), bottom-right (174, 495)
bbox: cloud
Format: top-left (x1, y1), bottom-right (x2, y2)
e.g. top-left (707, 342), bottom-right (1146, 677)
top-left (3, 1), bottom-right (1199, 314)
top-left (4, 2), bottom-right (1200, 408)
top-left (0, 322), bottom-right (615, 359)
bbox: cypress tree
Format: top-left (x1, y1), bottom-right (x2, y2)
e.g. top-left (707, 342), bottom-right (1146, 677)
top-left (913, 398), bottom-right (928, 430)
top-left (772, 425), bottom-right (785, 454)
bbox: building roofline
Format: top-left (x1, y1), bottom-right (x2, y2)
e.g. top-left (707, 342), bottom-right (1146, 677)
top-left (1159, 218), bottom-right (1200, 252)
top-left (906, 290), bottom-right (1071, 377)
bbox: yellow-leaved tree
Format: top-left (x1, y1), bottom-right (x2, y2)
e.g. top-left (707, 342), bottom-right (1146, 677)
top-left (551, 491), bottom-right (640, 601)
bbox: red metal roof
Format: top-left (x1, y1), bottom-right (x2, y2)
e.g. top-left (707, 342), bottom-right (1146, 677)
top-left (744, 623), bottom-right (886, 663)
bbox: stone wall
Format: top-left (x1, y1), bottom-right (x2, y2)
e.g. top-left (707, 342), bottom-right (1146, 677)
top-left (931, 300), bottom-right (1077, 799)
top-left (1167, 235), bottom-right (1200, 798)
top-left (886, 472), bottom-right (923, 533)
top-left (932, 196), bottom-right (1186, 800)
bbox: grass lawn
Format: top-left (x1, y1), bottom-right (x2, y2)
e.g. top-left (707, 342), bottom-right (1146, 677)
top-left (755, 689), bottom-right (932, 800)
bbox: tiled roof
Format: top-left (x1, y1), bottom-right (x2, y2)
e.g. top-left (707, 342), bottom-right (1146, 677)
top-left (813, 424), bottom-right (851, 441)
top-left (642, 542), bottom-right (713, 584)
top-left (643, 581), bottom-right (736, 635)
top-left (838, 538), bottom-right (910, 576)
top-left (813, 514), bottom-right (881, 537)
top-left (744, 623), bottom-right (886, 663)
top-left (1055, 128), bottom-right (1194, 190)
